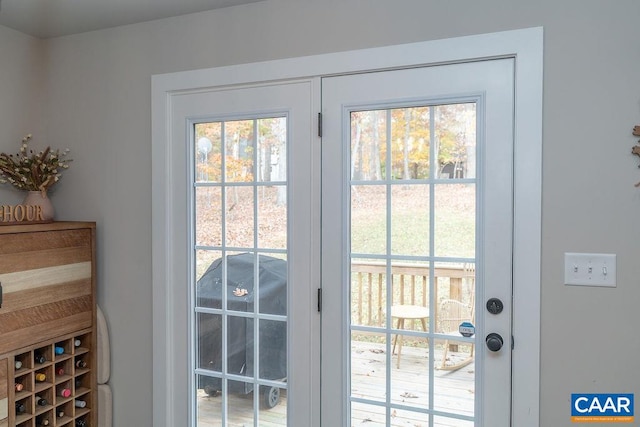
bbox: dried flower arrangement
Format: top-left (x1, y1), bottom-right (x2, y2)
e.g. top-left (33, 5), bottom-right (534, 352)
top-left (0, 134), bottom-right (71, 194)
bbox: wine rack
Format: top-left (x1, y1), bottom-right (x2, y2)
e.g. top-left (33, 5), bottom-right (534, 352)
top-left (0, 222), bottom-right (97, 427)
top-left (12, 332), bottom-right (93, 427)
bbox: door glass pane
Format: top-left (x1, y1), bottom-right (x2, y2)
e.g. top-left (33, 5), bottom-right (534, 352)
top-left (434, 261), bottom-right (476, 416)
top-left (224, 120), bottom-right (255, 183)
top-left (351, 401), bottom-right (386, 426)
top-left (257, 117), bottom-right (286, 182)
top-left (197, 312), bottom-right (222, 372)
top-left (349, 103), bottom-right (476, 426)
top-left (196, 122), bottom-right (222, 183)
top-left (390, 106), bottom-right (430, 180)
top-left (227, 379), bottom-right (255, 425)
top-left (225, 187), bottom-right (254, 248)
top-left (435, 104), bottom-right (476, 180)
top-left (195, 187), bottom-right (222, 247)
top-left (351, 185), bottom-right (387, 255)
top-left (395, 409), bottom-right (429, 427)
top-left (257, 253), bottom-right (287, 315)
top-left (351, 258), bottom-right (387, 328)
top-left (351, 331), bottom-right (387, 403)
top-left (391, 184), bottom-right (429, 255)
top-left (434, 184), bottom-right (475, 258)
top-left (197, 374), bottom-right (222, 427)
top-left (257, 186), bottom-right (286, 250)
top-left (194, 118), bottom-right (288, 426)
top-left (351, 110), bottom-right (387, 181)
top-left (434, 416), bottom-right (474, 427)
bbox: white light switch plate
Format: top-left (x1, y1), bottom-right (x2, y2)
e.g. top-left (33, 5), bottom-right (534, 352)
top-left (564, 253), bottom-right (616, 287)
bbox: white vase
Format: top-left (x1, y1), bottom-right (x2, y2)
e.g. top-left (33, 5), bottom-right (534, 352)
top-left (22, 191), bottom-right (55, 221)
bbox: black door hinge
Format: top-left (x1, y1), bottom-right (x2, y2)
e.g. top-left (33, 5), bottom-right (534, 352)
top-left (317, 288), bottom-right (322, 312)
top-left (318, 112), bottom-right (323, 138)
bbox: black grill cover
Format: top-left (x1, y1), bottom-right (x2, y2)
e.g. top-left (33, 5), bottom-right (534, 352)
top-left (196, 253), bottom-right (287, 394)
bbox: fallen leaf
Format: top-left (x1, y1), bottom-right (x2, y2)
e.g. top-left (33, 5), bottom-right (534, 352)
top-left (400, 391), bottom-right (419, 398)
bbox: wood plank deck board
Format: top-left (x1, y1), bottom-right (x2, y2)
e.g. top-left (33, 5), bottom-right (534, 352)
top-left (196, 340), bottom-right (474, 426)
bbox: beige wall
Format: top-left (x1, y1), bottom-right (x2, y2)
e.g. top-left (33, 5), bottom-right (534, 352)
top-left (2, 0), bottom-right (640, 425)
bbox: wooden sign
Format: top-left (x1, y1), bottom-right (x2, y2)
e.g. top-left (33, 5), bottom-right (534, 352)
top-left (0, 204), bottom-right (47, 224)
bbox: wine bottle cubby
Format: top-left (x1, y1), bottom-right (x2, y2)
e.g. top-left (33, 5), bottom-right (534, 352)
top-left (0, 223), bottom-right (97, 427)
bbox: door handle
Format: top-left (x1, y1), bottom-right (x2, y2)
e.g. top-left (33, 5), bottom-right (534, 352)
top-left (486, 298), bottom-right (503, 314)
top-left (485, 333), bottom-right (503, 352)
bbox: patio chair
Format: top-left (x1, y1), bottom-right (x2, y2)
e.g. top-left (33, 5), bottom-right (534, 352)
top-left (437, 298), bottom-right (474, 371)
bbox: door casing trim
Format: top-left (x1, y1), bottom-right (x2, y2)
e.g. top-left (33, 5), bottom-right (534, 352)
top-left (152, 27), bottom-right (542, 427)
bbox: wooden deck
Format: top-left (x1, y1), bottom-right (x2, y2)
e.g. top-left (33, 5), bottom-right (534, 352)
top-left (197, 340), bottom-right (475, 427)
top-left (197, 387), bottom-right (288, 426)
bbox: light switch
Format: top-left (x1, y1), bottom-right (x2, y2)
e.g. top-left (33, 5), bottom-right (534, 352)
top-left (564, 253), bottom-right (616, 287)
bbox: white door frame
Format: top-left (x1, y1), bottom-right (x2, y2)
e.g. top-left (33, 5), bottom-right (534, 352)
top-left (151, 27), bottom-right (543, 427)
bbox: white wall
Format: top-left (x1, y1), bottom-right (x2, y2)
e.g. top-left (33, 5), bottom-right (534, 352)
top-left (2, 0), bottom-right (640, 425)
top-left (0, 25), bottom-right (45, 205)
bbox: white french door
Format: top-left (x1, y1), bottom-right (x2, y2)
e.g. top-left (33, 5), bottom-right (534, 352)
top-left (152, 28), bottom-right (542, 427)
top-left (320, 59), bottom-right (515, 426)
top-left (165, 80), bottom-right (319, 426)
